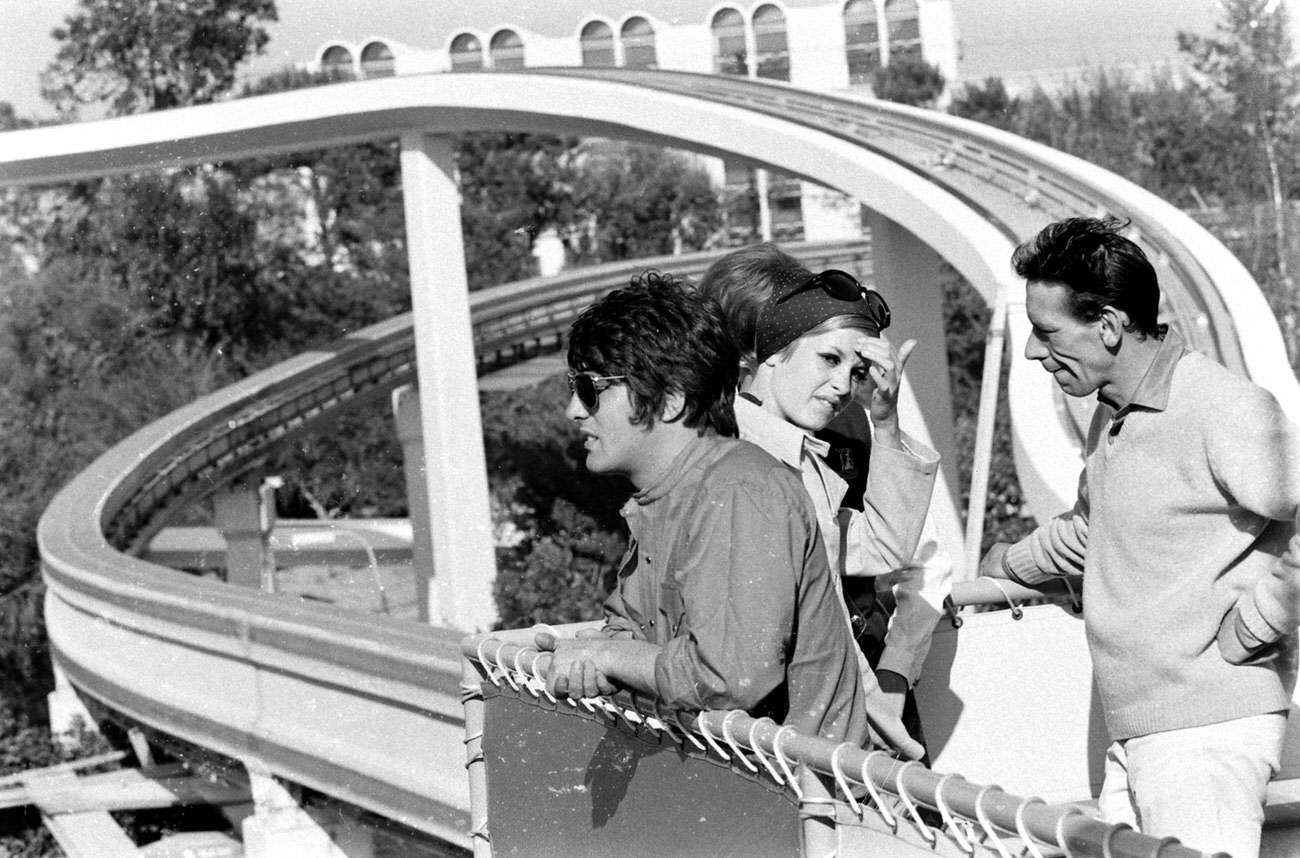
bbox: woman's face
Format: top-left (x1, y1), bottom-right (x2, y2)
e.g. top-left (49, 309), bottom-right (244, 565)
top-left (764, 326), bottom-right (874, 431)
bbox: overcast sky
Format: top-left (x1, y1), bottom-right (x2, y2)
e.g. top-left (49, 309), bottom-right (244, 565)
top-left (1, 0), bottom-right (1229, 120)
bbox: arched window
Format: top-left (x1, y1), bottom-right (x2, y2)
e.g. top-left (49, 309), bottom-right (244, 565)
top-left (842, 0), bottom-right (883, 84)
top-left (450, 33), bottom-right (483, 71)
top-left (320, 45), bottom-right (353, 77)
top-left (711, 8), bottom-right (748, 76)
top-left (843, 0), bottom-right (880, 85)
top-left (490, 29), bottom-right (526, 70)
top-left (621, 17), bottom-right (658, 69)
top-left (580, 21), bottom-right (615, 67)
top-left (360, 41), bottom-right (395, 78)
top-left (885, 0), bottom-right (922, 63)
top-left (752, 4), bottom-right (789, 81)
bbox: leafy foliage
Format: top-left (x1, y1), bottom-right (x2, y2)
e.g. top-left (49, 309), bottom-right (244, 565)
top-left (455, 133), bottom-right (583, 289)
top-left (1180, 0), bottom-right (1299, 310)
top-left (568, 143), bottom-right (724, 263)
top-left (42, 0), bottom-right (277, 117)
top-left (949, 78), bottom-right (1020, 129)
top-left (873, 57), bottom-right (946, 107)
top-left (480, 376), bottom-right (630, 628)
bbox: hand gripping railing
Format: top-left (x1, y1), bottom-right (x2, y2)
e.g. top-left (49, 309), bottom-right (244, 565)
top-left (462, 628), bottom-right (1222, 858)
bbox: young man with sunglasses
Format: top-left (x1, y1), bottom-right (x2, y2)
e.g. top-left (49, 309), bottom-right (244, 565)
top-left (535, 272), bottom-right (869, 749)
top-left (981, 217), bottom-right (1300, 858)
top-left (697, 246), bottom-right (946, 760)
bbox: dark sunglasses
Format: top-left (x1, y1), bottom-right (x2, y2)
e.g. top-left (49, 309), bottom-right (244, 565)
top-left (776, 269), bottom-right (891, 331)
top-left (567, 370), bottom-right (627, 413)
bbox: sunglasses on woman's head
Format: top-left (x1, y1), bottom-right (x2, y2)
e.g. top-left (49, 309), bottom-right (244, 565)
top-left (776, 269), bottom-right (892, 331)
top-left (567, 370), bottom-right (626, 413)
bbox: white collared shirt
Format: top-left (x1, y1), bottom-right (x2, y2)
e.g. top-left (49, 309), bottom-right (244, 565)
top-left (735, 395), bottom-right (952, 683)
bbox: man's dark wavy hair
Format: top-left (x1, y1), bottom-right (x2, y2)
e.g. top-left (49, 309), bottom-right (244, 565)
top-left (1012, 216), bottom-right (1167, 339)
top-left (567, 271), bottom-right (738, 437)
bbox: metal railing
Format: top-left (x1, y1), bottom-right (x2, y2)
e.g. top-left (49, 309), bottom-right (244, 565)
top-left (462, 628), bottom-right (1220, 858)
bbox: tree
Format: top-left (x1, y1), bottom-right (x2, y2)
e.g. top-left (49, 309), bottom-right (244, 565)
top-left (455, 132), bottom-right (584, 289)
top-left (949, 78), bottom-right (1020, 130)
top-left (569, 143), bottom-right (723, 263)
top-left (873, 57), bottom-right (946, 107)
top-left (1180, 0), bottom-right (1299, 289)
top-left (42, 0), bottom-right (277, 117)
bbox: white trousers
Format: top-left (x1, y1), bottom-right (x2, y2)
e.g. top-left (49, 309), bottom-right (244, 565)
top-left (1098, 712), bottom-right (1287, 858)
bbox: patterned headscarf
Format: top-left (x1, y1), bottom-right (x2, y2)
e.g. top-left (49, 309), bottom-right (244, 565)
top-left (755, 269), bottom-right (891, 364)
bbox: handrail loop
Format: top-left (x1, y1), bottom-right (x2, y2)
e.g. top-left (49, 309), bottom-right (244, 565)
top-left (894, 759), bottom-right (938, 845)
top-left (934, 773), bottom-right (976, 854)
top-left (721, 710), bottom-right (760, 773)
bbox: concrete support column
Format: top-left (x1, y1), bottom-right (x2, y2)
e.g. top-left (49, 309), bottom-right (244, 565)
top-left (214, 480), bottom-right (275, 591)
top-left (399, 131), bottom-right (498, 632)
top-left (46, 660), bottom-right (97, 745)
top-left (392, 384), bottom-right (436, 623)
top-left (240, 758), bottom-right (372, 858)
top-left (865, 210), bottom-right (966, 578)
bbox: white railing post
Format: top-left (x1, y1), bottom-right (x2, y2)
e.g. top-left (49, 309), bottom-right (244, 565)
top-left (399, 131), bottom-right (498, 632)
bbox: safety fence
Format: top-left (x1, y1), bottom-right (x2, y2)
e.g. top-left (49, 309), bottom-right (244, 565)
top-left (461, 625), bottom-right (1218, 858)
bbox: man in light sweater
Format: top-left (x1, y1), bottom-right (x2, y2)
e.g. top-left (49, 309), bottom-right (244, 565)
top-left (981, 216), bottom-right (1300, 858)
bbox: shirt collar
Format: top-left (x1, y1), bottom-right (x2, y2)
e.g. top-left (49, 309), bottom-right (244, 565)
top-left (734, 394), bottom-right (830, 468)
top-left (1116, 330), bottom-right (1188, 417)
top-left (631, 432), bottom-right (716, 506)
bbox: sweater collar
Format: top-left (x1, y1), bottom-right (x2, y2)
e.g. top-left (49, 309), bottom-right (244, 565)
top-left (631, 432), bottom-right (716, 506)
top-left (734, 393), bottom-right (830, 468)
top-left (1116, 330), bottom-right (1188, 418)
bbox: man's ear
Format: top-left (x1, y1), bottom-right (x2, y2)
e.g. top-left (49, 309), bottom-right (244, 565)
top-left (1098, 306), bottom-right (1129, 349)
top-left (661, 390), bottom-right (687, 423)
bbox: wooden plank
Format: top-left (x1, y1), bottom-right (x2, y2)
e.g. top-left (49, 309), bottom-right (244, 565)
top-left (41, 810), bottom-right (138, 858)
top-left (0, 751), bottom-right (127, 787)
top-left (2, 765), bottom-right (249, 813)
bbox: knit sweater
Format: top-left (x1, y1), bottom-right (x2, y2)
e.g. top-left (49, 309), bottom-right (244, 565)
top-left (1003, 333), bottom-right (1300, 740)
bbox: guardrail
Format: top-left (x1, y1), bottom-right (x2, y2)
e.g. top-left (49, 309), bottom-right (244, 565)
top-left (462, 626), bottom-right (1219, 858)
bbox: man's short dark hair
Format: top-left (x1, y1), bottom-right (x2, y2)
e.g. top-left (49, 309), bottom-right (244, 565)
top-left (568, 271), bottom-right (739, 437)
top-left (1012, 216), bottom-right (1167, 339)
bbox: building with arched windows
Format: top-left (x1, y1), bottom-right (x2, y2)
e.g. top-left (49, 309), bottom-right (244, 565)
top-left (320, 2), bottom-right (957, 90)
top-left (301, 0), bottom-right (1217, 245)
